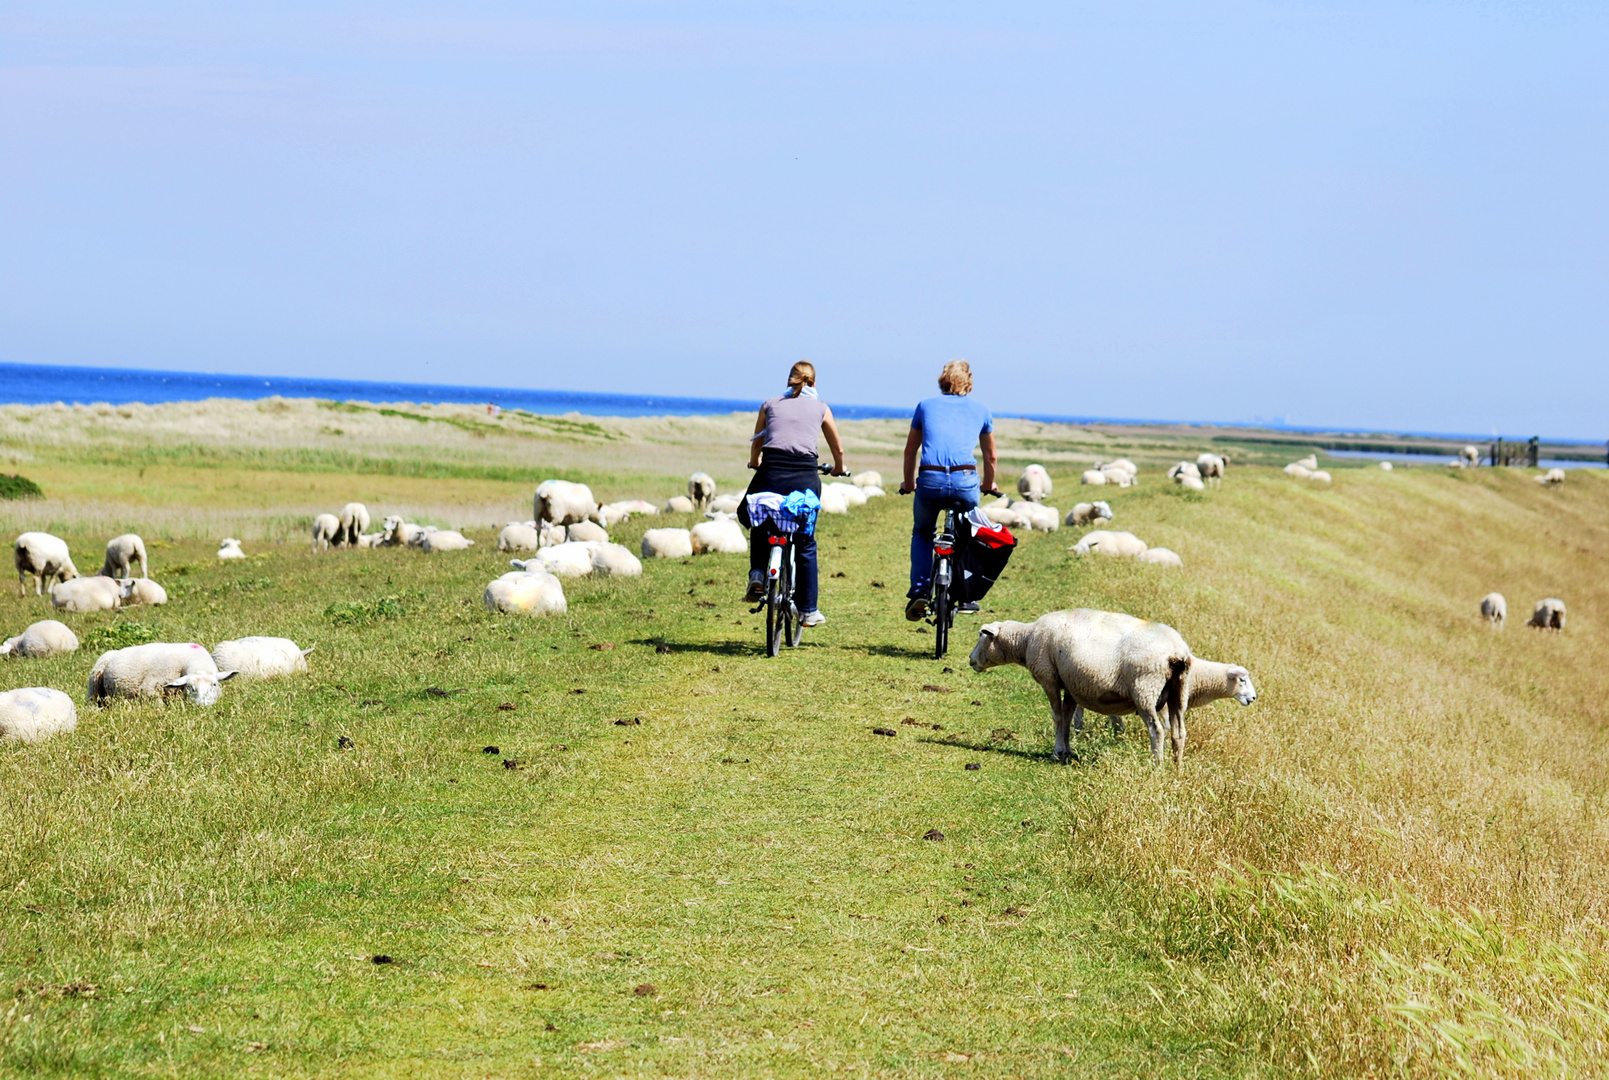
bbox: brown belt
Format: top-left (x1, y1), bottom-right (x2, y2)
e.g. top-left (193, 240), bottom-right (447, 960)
top-left (920, 464), bottom-right (976, 472)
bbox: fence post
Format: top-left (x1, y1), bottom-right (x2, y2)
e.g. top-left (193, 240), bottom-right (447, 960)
top-left (1528, 437), bottom-right (1539, 468)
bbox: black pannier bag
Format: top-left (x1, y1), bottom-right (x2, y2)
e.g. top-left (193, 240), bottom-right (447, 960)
top-left (953, 510), bottom-right (1016, 603)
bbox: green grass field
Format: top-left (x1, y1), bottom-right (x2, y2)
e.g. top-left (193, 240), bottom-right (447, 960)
top-left (3, 402), bottom-right (1607, 1077)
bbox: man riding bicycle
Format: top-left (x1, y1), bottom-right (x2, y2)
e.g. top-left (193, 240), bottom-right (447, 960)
top-left (898, 360), bottom-right (999, 621)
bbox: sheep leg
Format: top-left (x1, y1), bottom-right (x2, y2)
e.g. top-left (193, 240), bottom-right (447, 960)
top-left (1134, 703), bottom-right (1165, 763)
top-left (1071, 700), bottom-right (1085, 733)
top-left (1042, 682), bottom-right (1073, 762)
top-left (1168, 706), bottom-right (1187, 770)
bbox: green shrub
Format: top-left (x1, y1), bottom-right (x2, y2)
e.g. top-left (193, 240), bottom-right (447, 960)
top-left (0, 473), bottom-right (44, 500)
top-left (323, 591), bottom-right (425, 626)
top-left (83, 619), bottom-right (159, 650)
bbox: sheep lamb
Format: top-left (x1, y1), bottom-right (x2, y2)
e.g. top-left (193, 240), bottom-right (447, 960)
top-left (100, 533), bottom-right (149, 579)
top-left (498, 523), bottom-right (543, 553)
top-left (1527, 598), bottom-right (1566, 632)
top-left (0, 687), bottom-right (78, 743)
top-left (50, 576), bottom-right (123, 613)
top-left (88, 642), bottom-right (239, 705)
top-left (211, 637), bottom-right (313, 679)
top-left (1, 619), bottom-right (80, 659)
top-left (1479, 592), bottom-right (1506, 629)
top-left (15, 532), bottom-right (79, 596)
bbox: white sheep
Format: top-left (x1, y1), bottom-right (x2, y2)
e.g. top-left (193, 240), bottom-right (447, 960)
top-left (591, 543), bottom-right (643, 577)
top-left (211, 637), bottom-right (313, 679)
top-left (50, 576), bottom-right (124, 613)
top-left (824, 481), bottom-right (867, 508)
top-left (1527, 598), bottom-right (1566, 633)
top-left (1297, 454), bottom-right (1319, 470)
top-left (968, 609), bottom-right (1256, 767)
top-left (1013, 501), bottom-right (1060, 532)
top-left (1458, 445), bottom-right (1480, 468)
top-left (641, 528), bottom-right (694, 559)
top-left (421, 530), bottom-right (475, 553)
top-left (706, 494), bottom-right (742, 515)
top-left (534, 479), bottom-right (599, 526)
top-left (1283, 463), bottom-right (1312, 478)
top-left (1176, 474), bottom-right (1206, 491)
top-left (338, 503), bottom-right (370, 546)
top-left (407, 525), bottom-right (438, 548)
top-left (380, 515), bottom-right (422, 547)
top-left (565, 520), bottom-right (610, 544)
top-left (1380, 461), bottom-right (1394, 471)
top-left (498, 523), bottom-right (543, 552)
top-left (312, 513), bottom-right (342, 552)
top-left (691, 519), bottom-right (748, 555)
top-left (217, 538), bottom-right (246, 559)
top-left (1167, 461), bottom-right (1201, 481)
top-left (1, 619), bottom-right (80, 659)
top-left (818, 486), bottom-right (850, 515)
top-left (87, 642), bottom-right (239, 706)
top-left (356, 532), bottom-right (385, 548)
top-left (1196, 453), bottom-right (1227, 487)
top-left (1137, 547), bottom-right (1183, 567)
top-left (1070, 530), bottom-right (1147, 558)
top-left (688, 472), bottom-right (717, 509)
top-left (1479, 592), bottom-right (1506, 629)
top-left (1105, 458), bottom-right (1138, 476)
top-left (484, 569), bottom-right (567, 615)
top-left (119, 578), bottom-right (168, 606)
top-left (664, 495), bottom-right (696, 514)
top-left (981, 499), bottom-right (1029, 529)
top-left (594, 499), bottom-right (659, 527)
top-left (1535, 468), bottom-right (1566, 486)
top-left (861, 485), bottom-right (887, 498)
top-left (524, 544), bottom-right (596, 578)
top-left (100, 533), bottom-right (149, 579)
top-left (1308, 470), bottom-right (1332, 483)
top-left (0, 687), bottom-right (77, 743)
top-left (1066, 501), bottom-right (1113, 526)
top-left (1101, 464), bottom-right (1136, 487)
top-left (1017, 464), bottom-right (1053, 502)
top-left (14, 532), bottom-right (79, 596)
top-left (1080, 469), bottom-right (1108, 486)
top-left (851, 470), bottom-right (883, 489)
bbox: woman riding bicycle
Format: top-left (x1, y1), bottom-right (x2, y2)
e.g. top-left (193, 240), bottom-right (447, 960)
top-left (741, 361), bottom-right (848, 627)
top-left (898, 359), bottom-right (999, 620)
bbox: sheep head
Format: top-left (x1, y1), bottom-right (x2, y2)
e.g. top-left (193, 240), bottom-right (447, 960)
top-left (969, 622), bottom-right (1023, 673)
top-left (164, 669), bottom-right (239, 706)
top-left (1225, 665), bottom-right (1257, 706)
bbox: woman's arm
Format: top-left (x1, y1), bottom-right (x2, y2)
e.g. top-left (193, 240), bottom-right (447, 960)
top-left (820, 407), bottom-right (847, 475)
top-left (899, 426), bottom-right (922, 494)
top-left (979, 430), bottom-right (998, 493)
top-left (747, 406), bottom-right (766, 469)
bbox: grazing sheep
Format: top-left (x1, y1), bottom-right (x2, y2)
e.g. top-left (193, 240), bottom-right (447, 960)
top-left (99, 534), bottom-right (149, 580)
top-left (664, 495), bottom-right (696, 514)
top-left (1283, 463), bottom-right (1312, 478)
top-left (968, 610), bottom-right (1255, 767)
top-left (706, 494), bottom-right (742, 515)
top-left (484, 569), bottom-right (567, 616)
top-left (87, 642), bottom-right (239, 706)
top-left (1297, 454), bottom-right (1319, 470)
top-left (217, 538), bottom-right (246, 559)
top-left (14, 532), bottom-right (79, 596)
top-left (50, 576), bottom-right (123, 613)
top-left (1480, 592), bottom-right (1506, 629)
top-left (691, 519), bottom-right (748, 555)
top-left (1535, 468), bottom-right (1566, 486)
top-left (524, 544), bottom-right (596, 578)
top-left (1080, 469), bottom-right (1108, 486)
top-left (1196, 453), bottom-right (1226, 487)
top-left (852, 470), bottom-right (884, 489)
top-left (1137, 547), bottom-right (1183, 567)
top-left (688, 472), bottom-right (717, 509)
top-left (211, 637), bottom-right (313, 679)
top-left (1458, 445), bottom-right (1480, 468)
top-left (498, 523), bottom-right (543, 553)
top-left (119, 578), bottom-right (168, 607)
top-left (1067, 501), bottom-right (1114, 526)
top-left (565, 520), bottom-right (609, 544)
top-left (312, 513), bottom-right (342, 552)
top-left (591, 543), bottom-right (643, 577)
top-left (1, 619), bottom-right (79, 659)
top-left (0, 687), bottom-right (77, 743)
top-left (1071, 530), bottom-right (1147, 558)
top-left (1017, 464), bottom-right (1053, 502)
top-left (1308, 470), bottom-right (1332, 483)
top-left (641, 528), bottom-right (694, 559)
top-left (1527, 598), bottom-right (1566, 633)
top-left (421, 530), bottom-right (475, 553)
top-left (1379, 461), bottom-right (1394, 471)
top-left (339, 502), bottom-right (371, 546)
top-left (534, 479), bottom-right (599, 526)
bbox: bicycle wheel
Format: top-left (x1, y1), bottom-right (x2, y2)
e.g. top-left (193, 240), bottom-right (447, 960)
top-left (765, 571), bottom-right (782, 657)
top-left (783, 548), bottom-right (802, 648)
top-left (933, 559), bottom-right (950, 660)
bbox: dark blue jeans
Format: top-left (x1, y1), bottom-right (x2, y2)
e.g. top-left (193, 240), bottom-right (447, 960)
top-left (750, 527), bottom-right (818, 614)
top-left (909, 471), bottom-right (982, 598)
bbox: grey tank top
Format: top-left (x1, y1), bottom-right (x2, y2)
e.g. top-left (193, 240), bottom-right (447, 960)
top-left (760, 394), bottom-right (827, 456)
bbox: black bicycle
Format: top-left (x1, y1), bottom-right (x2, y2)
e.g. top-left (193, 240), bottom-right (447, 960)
top-left (748, 464), bottom-right (834, 658)
top-left (903, 487), bottom-right (1004, 659)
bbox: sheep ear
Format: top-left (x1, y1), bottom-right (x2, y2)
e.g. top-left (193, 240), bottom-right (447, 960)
top-left (980, 622), bottom-right (1002, 639)
top-left (218, 670), bottom-right (239, 681)
top-left (300, 647), bottom-right (315, 657)
top-left (166, 675), bottom-right (193, 688)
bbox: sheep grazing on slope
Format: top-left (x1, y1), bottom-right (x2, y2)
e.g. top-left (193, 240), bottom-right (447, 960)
top-left (420, 530), bottom-right (475, 553)
top-left (1196, 453), bottom-right (1227, 487)
top-left (484, 569), bottom-right (567, 616)
top-left (1527, 598), bottom-right (1566, 633)
top-left (1017, 464), bottom-right (1053, 503)
top-left (498, 523), bottom-right (543, 553)
top-left (851, 470), bottom-right (883, 490)
top-left (1535, 468), bottom-right (1566, 486)
top-left (968, 609), bottom-right (1256, 767)
top-left (100, 533), bottom-right (149, 580)
top-left (119, 578), bottom-right (168, 606)
top-left (688, 472), bottom-right (717, 509)
top-left (0, 687), bottom-right (78, 743)
top-left (1458, 445), bottom-right (1480, 468)
top-left (1, 619), bottom-right (80, 659)
top-left (211, 637), bottom-right (313, 680)
top-left (1070, 530), bottom-right (1147, 558)
top-left (1479, 593), bottom-right (1506, 629)
top-left (565, 520), bottom-right (609, 544)
top-left (641, 528), bottom-right (694, 559)
top-left (50, 576), bottom-right (124, 613)
top-left (691, 519), bottom-right (748, 555)
top-left (217, 538), bottom-right (246, 559)
top-left (1067, 501), bottom-right (1113, 527)
top-left (14, 532), bottom-right (79, 597)
top-left (1080, 469), bottom-right (1108, 486)
top-left (312, 513), bottom-right (342, 552)
top-left (534, 479), bottom-right (599, 526)
top-left (339, 502), bottom-right (371, 546)
top-left (1137, 547), bottom-right (1183, 568)
top-left (88, 643), bottom-right (239, 706)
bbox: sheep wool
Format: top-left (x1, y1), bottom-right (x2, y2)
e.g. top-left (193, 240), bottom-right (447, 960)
top-left (0, 687), bottom-right (78, 743)
top-left (1, 619), bottom-right (80, 659)
top-left (88, 642), bottom-right (239, 706)
top-left (14, 532), bottom-right (79, 596)
top-left (641, 528), bottom-right (695, 559)
top-left (211, 637), bottom-right (313, 679)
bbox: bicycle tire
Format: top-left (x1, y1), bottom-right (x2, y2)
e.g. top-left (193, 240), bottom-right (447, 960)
top-left (933, 565), bottom-right (950, 659)
top-left (765, 572), bottom-right (782, 657)
top-left (783, 551), bottom-right (802, 648)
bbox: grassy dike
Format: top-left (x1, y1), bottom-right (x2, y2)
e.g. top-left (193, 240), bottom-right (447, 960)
top-left (3, 412), bottom-right (1608, 1077)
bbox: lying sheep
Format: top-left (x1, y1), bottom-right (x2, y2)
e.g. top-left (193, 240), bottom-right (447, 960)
top-left (1, 619), bottom-right (79, 659)
top-left (1480, 592), bottom-right (1506, 629)
top-left (706, 494), bottom-right (742, 515)
top-left (1284, 463), bottom-right (1312, 478)
top-left (88, 642), bottom-right (239, 706)
top-left (1066, 501), bottom-right (1113, 526)
top-left (534, 479), bottom-right (598, 526)
top-left (818, 486), bottom-right (850, 514)
top-left (688, 472), bottom-right (717, 509)
top-left (1176, 474), bottom-right (1206, 491)
top-left (119, 578), bottom-right (168, 606)
top-left (15, 532), bottom-right (79, 597)
top-left (861, 485), bottom-right (887, 498)
top-left (641, 528), bottom-right (694, 559)
top-left (312, 513), bottom-right (342, 552)
top-left (1167, 461), bottom-right (1201, 481)
top-left (1070, 530), bottom-right (1147, 558)
top-left (407, 525), bottom-right (438, 549)
top-left (1101, 465), bottom-right (1136, 487)
top-left (523, 544), bottom-right (596, 578)
top-left (594, 499), bottom-right (659, 527)
top-left (1458, 445), bottom-right (1480, 468)
top-left (217, 538), bottom-right (246, 559)
top-left (211, 637), bottom-right (313, 679)
top-left (565, 520), bottom-right (609, 544)
top-left (1196, 453), bottom-right (1227, 487)
top-left (1080, 469), bottom-right (1108, 486)
top-left (1020, 503), bottom-right (1061, 532)
top-left (664, 495), bottom-right (696, 514)
top-left (100, 533), bottom-right (149, 580)
top-left (1536, 468), bottom-right (1566, 486)
top-left (591, 543), bottom-right (643, 577)
top-left (339, 502), bottom-right (371, 546)
top-left (484, 569), bottom-right (567, 616)
top-left (498, 523), bottom-right (543, 552)
top-left (981, 499), bottom-right (1028, 529)
top-left (1308, 470), bottom-right (1332, 483)
top-left (356, 532), bottom-right (385, 548)
top-left (50, 576), bottom-right (123, 613)
top-left (380, 515), bottom-right (421, 547)
top-left (691, 519), bottom-right (748, 555)
top-left (823, 481), bottom-right (866, 508)
top-left (421, 530), bottom-right (475, 553)
top-left (1380, 461), bottom-right (1394, 471)
top-left (1137, 547), bottom-right (1183, 567)
top-left (1297, 454), bottom-right (1319, 470)
top-left (1017, 464), bottom-right (1053, 503)
top-left (968, 609), bottom-right (1256, 767)
top-left (0, 687), bottom-right (78, 743)
top-left (1527, 598), bottom-right (1566, 632)
top-left (852, 470), bottom-right (883, 489)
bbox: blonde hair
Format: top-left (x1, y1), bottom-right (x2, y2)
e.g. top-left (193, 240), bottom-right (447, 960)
top-left (938, 359), bottom-right (972, 396)
top-left (787, 361), bottom-right (817, 396)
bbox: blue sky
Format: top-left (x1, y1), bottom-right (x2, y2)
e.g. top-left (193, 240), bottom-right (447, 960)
top-left (2, 2), bottom-right (1606, 436)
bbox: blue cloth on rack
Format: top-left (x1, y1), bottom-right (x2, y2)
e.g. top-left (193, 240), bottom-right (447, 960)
top-left (746, 489), bottom-right (820, 535)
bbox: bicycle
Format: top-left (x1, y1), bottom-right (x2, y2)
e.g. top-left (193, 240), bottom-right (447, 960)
top-left (902, 486), bottom-right (1004, 660)
top-left (748, 463), bottom-right (835, 658)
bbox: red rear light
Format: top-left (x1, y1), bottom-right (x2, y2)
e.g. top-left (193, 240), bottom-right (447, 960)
top-left (767, 535), bottom-right (788, 546)
top-left (935, 545), bottom-right (953, 556)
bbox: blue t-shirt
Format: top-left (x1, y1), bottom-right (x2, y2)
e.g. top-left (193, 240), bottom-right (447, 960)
top-left (911, 395), bottom-right (993, 468)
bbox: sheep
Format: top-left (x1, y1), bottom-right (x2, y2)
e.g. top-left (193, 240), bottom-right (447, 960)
top-left (1017, 464), bottom-right (1053, 502)
top-left (0, 687), bottom-right (77, 743)
top-left (591, 543), bottom-right (643, 577)
top-left (1458, 445), bottom-right (1480, 468)
top-left (14, 532), bottom-right (79, 596)
top-left (339, 502), bottom-right (371, 546)
top-left (1080, 469), bottom-right (1108, 486)
top-left (1308, 470), bottom-right (1332, 483)
top-left (818, 486), bottom-right (851, 514)
top-left (1535, 468), bottom-right (1566, 486)
top-left (691, 519), bottom-right (748, 555)
top-left (1070, 530), bottom-right (1147, 558)
top-left (1100, 464), bottom-right (1136, 487)
top-left (861, 485), bottom-right (887, 498)
top-left (1105, 458), bottom-right (1138, 476)
top-left (851, 470), bottom-right (884, 489)
top-left (1137, 547), bottom-right (1183, 567)
top-left (484, 569), bottom-right (567, 616)
top-left (706, 494), bottom-right (742, 515)
top-left (50, 576), bottom-right (124, 613)
top-left (534, 479), bottom-right (599, 526)
top-left (664, 495), bottom-right (696, 514)
top-left (641, 528), bottom-right (694, 559)
top-left (565, 520), bottom-right (610, 544)
top-left (981, 499), bottom-right (1029, 528)
top-left (87, 642), bottom-right (239, 706)
top-left (1479, 592), bottom-right (1506, 629)
top-left (380, 515), bottom-right (421, 547)
top-left (407, 525), bottom-right (438, 549)
top-left (312, 513), bottom-right (342, 552)
top-left (1196, 453), bottom-right (1226, 487)
top-left (1283, 463), bottom-right (1312, 478)
top-left (119, 578), bottom-right (168, 606)
top-left (356, 532), bottom-right (385, 548)
top-left (1167, 461), bottom-right (1201, 481)
top-left (1066, 502), bottom-right (1113, 527)
top-left (825, 481), bottom-right (868, 508)
top-left (1176, 474), bottom-right (1206, 491)
top-left (498, 523), bottom-right (543, 553)
top-left (217, 538), bottom-right (246, 559)
top-left (594, 500), bottom-right (659, 527)
top-left (688, 472), bottom-right (717, 509)
top-left (1015, 502), bottom-right (1061, 532)
top-left (1527, 598), bottom-right (1566, 633)
top-left (420, 530), bottom-right (475, 553)
top-left (968, 610), bottom-right (1255, 767)
top-left (1, 619), bottom-right (79, 659)
top-left (1379, 461), bottom-right (1394, 471)
top-left (211, 637), bottom-right (313, 679)
top-left (99, 533), bottom-right (149, 579)
top-left (523, 544), bottom-right (596, 578)
top-left (1297, 454), bottom-right (1319, 470)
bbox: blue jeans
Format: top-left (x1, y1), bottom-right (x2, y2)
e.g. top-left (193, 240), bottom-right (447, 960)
top-left (909, 471), bottom-right (982, 598)
top-left (750, 527), bottom-right (818, 614)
